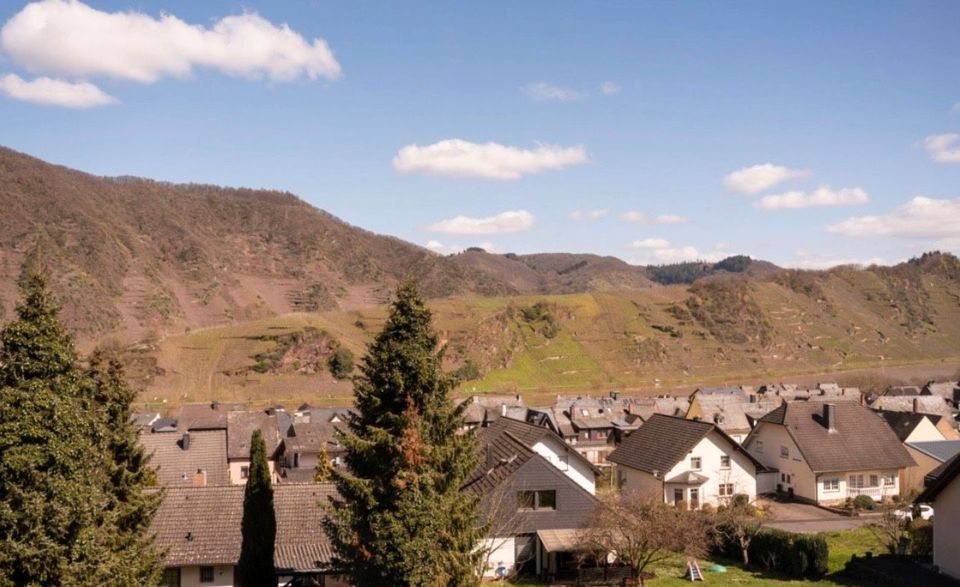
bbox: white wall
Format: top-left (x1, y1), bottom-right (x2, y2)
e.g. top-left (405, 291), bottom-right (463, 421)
top-left (478, 536), bottom-right (517, 578)
top-left (178, 565), bottom-right (234, 587)
top-left (934, 476), bottom-right (960, 579)
top-left (228, 459), bottom-right (279, 485)
top-left (532, 436), bottom-right (596, 495)
top-left (814, 469), bottom-right (900, 505)
top-left (744, 423), bottom-right (818, 502)
top-left (906, 417), bottom-right (947, 443)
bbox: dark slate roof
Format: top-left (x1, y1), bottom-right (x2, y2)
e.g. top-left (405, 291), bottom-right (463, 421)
top-left (140, 430), bottom-right (229, 486)
top-left (878, 410), bottom-right (932, 442)
top-left (151, 483), bottom-right (338, 570)
top-left (918, 453), bottom-right (960, 503)
top-left (284, 421), bottom-right (343, 455)
top-left (608, 414), bottom-right (767, 474)
top-left (479, 417), bottom-right (600, 474)
top-left (464, 431), bottom-right (536, 495)
top-left (178, 402), bottom-right (246, 431)
top-left (906, 440), bottom-right (960, 463)
top-left (758, 401), bottom-right (915, 473)
top-left (226, 411), bottom-right (281, 460)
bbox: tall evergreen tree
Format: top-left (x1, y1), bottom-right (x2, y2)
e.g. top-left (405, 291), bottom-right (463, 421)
top-left (325, 282), bottom-right (482, 586)
top-left (237, 430), bottom-right (277, 587)
top-left (0, 272), bottom-right (162, 586)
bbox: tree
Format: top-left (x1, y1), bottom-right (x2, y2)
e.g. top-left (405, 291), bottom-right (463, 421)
top-left (238, 430), bottom-right (277, 587)
top-left (584, 492), bottom-right (710, 581)
top-left (314, 445), bottom-right (334, 482)
top-left (327, 346), bottom-right (354, 380)
top-left (0, 271), bottom-right (162, 586)
top-left (712, 494), bottom-right (768, 565)
top-left (325, 282), bottom-right (482, 586)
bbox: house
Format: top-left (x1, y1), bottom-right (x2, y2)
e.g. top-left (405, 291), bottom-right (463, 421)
top-left (278, 420), bottom-right (345, 482)
top-left (140, 430), bottom-right (229, 487)
top-left (151, 484), bottom-right (348, 587)
top-left (904, 440), bottom-right (960, 494)
top-left (608, 414), bottom-right (773, 509)
top-left (743, 402), bottom-right (915, 505)
top-left (178, 402), bottom-right (246, 431)
top-left (917, 454), bottom-right (960, 580)
top-left (466, 427), bottom-right (598, 580)
top-left (923, 381), bottom-right (960, 405)
top-left (686, 388), bottom-right (783, 443)
top-left (226, 411), bottom-right (282, 484)
top-left (878, 411), bottom-right (952, 492)
top-left (480, 417), bottom-right (599, 494)
top-left (459, 394), bottom-right (527, 430)
top-left (869, 394), bottom-right (956, 419)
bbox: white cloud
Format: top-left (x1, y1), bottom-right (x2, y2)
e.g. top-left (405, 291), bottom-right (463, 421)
top-left (827, 196), bottom-right (960, 239)
top-left (754, 186), bottom-right (869, 210)
top-left (923, 134), bottom-right (960, 163)
top-left (424, 240), bottom-right (500, 255)
top-left (425, 210), bottom-right (535, 235)
top-left (522, 82), bottom-right (585, 102)
top-left (723, 163), bottom-right (812, 195)
top-left (393, 139), bottom-right (587, 180)
top-left (600, 81), bottom-right (620, 95)
top-left (569, 209), bottom-right (608, 221)
top-left (631, 238), bottom-right (671, 249)
top-left (0, 0), bottom-right (340, 84)
top-left (0, 73), bottom-right (115, 108)
top-left (791, 250), bottom-right (885, 270)
top-left (620, 211), bottom-right (688, 225)
top-left (655, 214), bottom-right (688, 224)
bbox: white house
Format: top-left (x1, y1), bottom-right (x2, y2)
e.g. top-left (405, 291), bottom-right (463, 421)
top-left (917, 455), bottom-right (960, 580)
top-left (607, 414), bottom-right (774, 508)
top-left (743, 402), bottom-right (915, 505)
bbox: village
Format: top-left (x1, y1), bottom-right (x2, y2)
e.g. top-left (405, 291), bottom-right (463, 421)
top-left (139, 379), bottom-right (960, 586)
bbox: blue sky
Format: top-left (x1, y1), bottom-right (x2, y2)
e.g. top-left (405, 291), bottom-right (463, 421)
top-left (1, 1), bottom-right (958, 268)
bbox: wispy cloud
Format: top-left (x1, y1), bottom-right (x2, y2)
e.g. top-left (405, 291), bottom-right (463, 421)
top-left (523, 82), bottom-right (586, 102)
top-left (0, 0), bottom-right (340, 89)
top-left (754, 186), bottom-right (869, 210)
top-left (923, 134), bottom-right (960, 163)
top-left (631, 238), bottom-right (671, 249)
top-left (569, 209), bottom-right (609, 221)
top-left (600, 81), bottom-right (620, 95)
top-left (791, 250), bottom-right (885, 270)
top-left (425, 210), bottom-right (535, 235)
top-left (393, 139), bottom-right (587, 180)
top-left (723, 163), bottom-right (812, 195)
top-left (629, 238), bottom-right (728, 265)
top-left (425, 240), bottom-right (500, 255)
top-left (620, 211), bottom-right (688, 225)
top-left (827, 196), bottom-right (960, 239)
top-left (0, 73), bottom-right (115, 108)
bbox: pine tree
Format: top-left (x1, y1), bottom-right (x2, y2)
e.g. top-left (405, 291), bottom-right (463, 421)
top-left (325, 282), bottom-right (481, 586)
top-left (237, 430), bottom-right (277, 587)
top-left (314, 445), bottom-right (334, 482)
top-left (0, 272), bottom-right (162, 586)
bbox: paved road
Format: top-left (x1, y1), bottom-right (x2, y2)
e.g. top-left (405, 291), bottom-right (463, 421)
top-left (763, 500), bottom-right (878, 533)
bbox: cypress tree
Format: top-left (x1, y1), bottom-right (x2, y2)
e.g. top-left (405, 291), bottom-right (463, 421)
top-left (0, 272), bottom-right (162, 585)
top-left (238, 430), bottom-right (277, 587)
top-left (325, 282), bottom-right (481, 586)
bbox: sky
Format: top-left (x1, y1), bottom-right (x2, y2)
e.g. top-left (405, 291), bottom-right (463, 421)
top-left (0, 0), bottom-right (959, 269)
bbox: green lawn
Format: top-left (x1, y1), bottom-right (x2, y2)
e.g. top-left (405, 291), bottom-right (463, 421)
top-left (505, 527), bottom-right (884, 586)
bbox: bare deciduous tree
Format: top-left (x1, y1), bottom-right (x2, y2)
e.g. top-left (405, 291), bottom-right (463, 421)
top-left (712, 494), bottom-right (768, 565)
top-left (473, 483), bottom-right (531, 580)
top-left (583, 491), bottom-right (710, 581)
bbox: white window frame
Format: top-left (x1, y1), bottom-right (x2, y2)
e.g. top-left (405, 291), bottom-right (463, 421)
top-left (720, 455), bottom-right (731, 469)
top-left (690, 456), bottom-right (702, 471)
top-left (823, 477), bottom-right (839, 492)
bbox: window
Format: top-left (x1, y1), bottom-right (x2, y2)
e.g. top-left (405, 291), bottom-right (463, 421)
top-left (199, 566), bottom-right (214, 583)
top-left (848, 474), bottom-right (865, 489)
top-left (161, 568), bottom-right (181, 587)
top-left (869, 475), bottom-right (879, 488)
top-left (720, 455), bottom-right (731, 469)
top-left (882, 474), bottom-right (896, 487)
top-left (755, 440), bottom-right (764, 453)
top-left (240, 466), bottom-right (249, 479)
top-left (823, 478), bottom-right (839, 492)
top-left (690, 456), bottom-right (702, 470)
top-left (689, 488), bottom-right (700, 509)
top-left (517, 490), bottom-right (557, 511)
top-left (718, 483), bottom-right (735, 497)
top-left (780, 446), bottom-right (789, 459)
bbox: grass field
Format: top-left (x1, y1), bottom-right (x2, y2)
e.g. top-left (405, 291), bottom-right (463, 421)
top-left (134, 270), bottom-right (960, 410)
top-left (504, 528), bottom-right (885, 586)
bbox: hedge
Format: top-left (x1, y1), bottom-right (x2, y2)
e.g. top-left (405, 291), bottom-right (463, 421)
top-left (713, 524), bottom-right (828, 579)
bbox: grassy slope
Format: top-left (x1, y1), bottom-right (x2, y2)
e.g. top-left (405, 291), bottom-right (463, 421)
top-left (137, 265), bottom-right (960, 409)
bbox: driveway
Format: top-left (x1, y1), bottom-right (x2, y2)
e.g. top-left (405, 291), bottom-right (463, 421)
top-left (762, 499), bottom-right (877, 533)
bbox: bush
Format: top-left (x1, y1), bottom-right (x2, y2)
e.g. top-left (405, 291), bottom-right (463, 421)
top-left (796, 534), bottom-right (828, 577)
top-left (452, 360), bottom-right (481, 382)
top-left (910, 520), bottom-right (933, 558)
top-left (853, 495), bottom-right (876, 510)
top-left (714, 526), bottom-right (828, 579)
top-left (328, 347), bottom-right (354, 380)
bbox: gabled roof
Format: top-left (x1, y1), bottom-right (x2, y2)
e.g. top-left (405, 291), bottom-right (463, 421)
top-left (607, 414), bottom-right (766, 475)
top-left (480, 417), bottom-right (601, 475)
top-left (757, 401), bottom-right (915, 473)
top-left (917, 453), bottom-right (960, 503)
top-left (284, 420), bottom-right (344, 455)
top-left (226, 411), bottom-right (281, 460)
top-left (463, 431), bottom-right (537, 495)
top-left (878, 410), bottom-right (934, 442)
top-left (906, 440), bottom-right (960, 463)
top-left (869, 395), bottom-right (955, 417)
top-left (150, 483), bottom-right (339, 570)
top-left (177, 402), bottom-right (246, 431)
top-left (140, 429), bottom-right (228, 486)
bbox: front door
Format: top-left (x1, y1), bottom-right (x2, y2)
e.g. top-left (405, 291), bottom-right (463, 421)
top-left (674, 488), bottom-right (684, 508)
top-left (690, 488), bottom-right (700, 510)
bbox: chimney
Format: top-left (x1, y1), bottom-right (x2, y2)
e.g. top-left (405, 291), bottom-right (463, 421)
top-left (500, 404), bottom-right (507, 417)
top-left (180, 433), bottom-right (191, 450)
top-left (749, 394), bottom-right (757, 404)
top-left (823, 403), bottom-right (837, 432)
top-left (192, 469), bottom-right (207, 487)
top-left (913, 397), bottom-right (920, 413)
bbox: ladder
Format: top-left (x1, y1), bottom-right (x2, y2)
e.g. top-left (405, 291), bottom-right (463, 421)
top-left (687, 560), bottom-right (705, 582)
